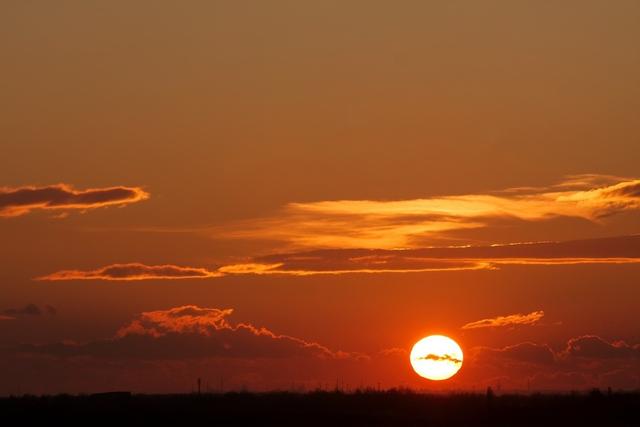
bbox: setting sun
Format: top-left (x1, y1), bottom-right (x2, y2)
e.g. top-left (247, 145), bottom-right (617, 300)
top-left (410, 335), bottom-right (463, 381)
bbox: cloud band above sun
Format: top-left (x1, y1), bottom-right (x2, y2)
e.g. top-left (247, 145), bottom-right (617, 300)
top-left (0, 184), bottom-right (149, 217)
top-left (35, 235), bottom-right (640, 281)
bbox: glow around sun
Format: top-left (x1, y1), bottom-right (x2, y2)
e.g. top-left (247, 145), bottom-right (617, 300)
top-left (410, 335), bottom-right (463, 381)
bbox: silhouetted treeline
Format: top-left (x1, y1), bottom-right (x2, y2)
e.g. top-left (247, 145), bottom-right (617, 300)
top-left (1, 389), bottom-right (639, 426)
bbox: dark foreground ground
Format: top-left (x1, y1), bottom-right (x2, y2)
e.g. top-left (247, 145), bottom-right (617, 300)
top-left (1, 390), bottom-right (639, 426)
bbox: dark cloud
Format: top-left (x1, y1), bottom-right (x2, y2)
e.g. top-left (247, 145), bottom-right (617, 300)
top-left (466, 336), bottom-right (640, 390)
top-left (561, 335), bottom-right (640, 360)
top-left (256, 235), bottom-right (640, 264)
top-left (38, 235), bottom-right (640, 281)
top-left (418, 353), bottom-right (462, 364)
top-left (221, 235), bottom-right (640, 276)
top-left (2, 323), bottom-right (639, 393)
top-left (37, 263), bottom-right (222, 281)
top-left (0, 307), bottom-right (367, 393)
top-left (0, 184), bottom-right (149, 217)
top-left (473, 336), bottom-right (640, 369)
top-left (2, 304), bottom-right (57, 318)
top-left (474, 342), bottom-right (557, 366)
top-left (17, 305), bottom-right (352, 361)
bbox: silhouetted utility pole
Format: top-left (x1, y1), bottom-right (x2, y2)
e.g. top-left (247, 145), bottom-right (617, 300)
top-left (486, 387), bottom-right (494, 402)
top-left (197, 377), bottom-right (201, 395)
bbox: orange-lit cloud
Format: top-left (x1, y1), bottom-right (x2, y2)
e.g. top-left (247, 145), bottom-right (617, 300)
top-left (218, 260), bottom-right (492, 276)
top-left (0, 184), bottom-right (149, 217)
top-left (37, 263), bottom-right (222, 281)
top-left (214, 175), bottom-right (640, 249)
top-left (462, 310), bottom-right (545, 330)
top-left (115, 306), bottom-right (234, 338)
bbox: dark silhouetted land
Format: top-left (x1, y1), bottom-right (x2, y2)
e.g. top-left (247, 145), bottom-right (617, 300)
top-left (1, 389), bottom-right (639, 426)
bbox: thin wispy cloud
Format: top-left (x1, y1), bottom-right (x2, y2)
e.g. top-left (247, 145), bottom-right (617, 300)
top-left (213, 175), bottom-right (640, 249)
top-left (462, 310), bottom-right (545, 330)
top-left (0, 184), bottom-right (149, 217)
top-left (218, 260), bottom-right (492, 276)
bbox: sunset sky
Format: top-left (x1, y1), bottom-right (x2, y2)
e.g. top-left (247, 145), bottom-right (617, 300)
top-left (1, 1), bottom-right (639, 395)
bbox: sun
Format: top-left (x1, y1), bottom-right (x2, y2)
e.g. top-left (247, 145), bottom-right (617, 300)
top-left (410, 335), bottom-right (463, 381)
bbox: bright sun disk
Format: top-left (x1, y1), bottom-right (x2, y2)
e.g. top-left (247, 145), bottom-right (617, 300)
top-left (410, 335), bottom-right (463, 381)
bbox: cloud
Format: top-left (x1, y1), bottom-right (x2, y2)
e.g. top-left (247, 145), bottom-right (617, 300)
top-left (474, 342), bottom-right (557, 366)
top-left (3, 325), bottom-right (639, 393)
top-left (17, 305), bottom-right (352, 361)
top-left (221, 234), bottom-right (640, 276)
top-left (115, 306), bottom-right (235, 338)
top-left (0, 184), bottom-right (149, 217)
top-left (2, 306), bottom-right (366, 394)
top-left (218, 260), bottom-right (491, 276)
top-left (418, 353), bottom-right (462, 364)
top-left (467, 336), bottom-right (640, 389)
top-left (473, 336), bottom-right (640, 368)
top-left (2, 304), bottom-right (56, 317)
top-left (561, 335), bottom-right (640, 360)
top-left (462, 310), bottom-right (545, 330)
top-left (37, 235), bottom-right (640, 281)
top-left (212, 175), bottom-right (640, 249)
top-left (37, 263), bottom-right (223, 281)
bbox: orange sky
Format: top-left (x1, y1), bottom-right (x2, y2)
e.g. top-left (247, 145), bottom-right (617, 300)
top-left (0, 1), bottom-right (639, 394)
